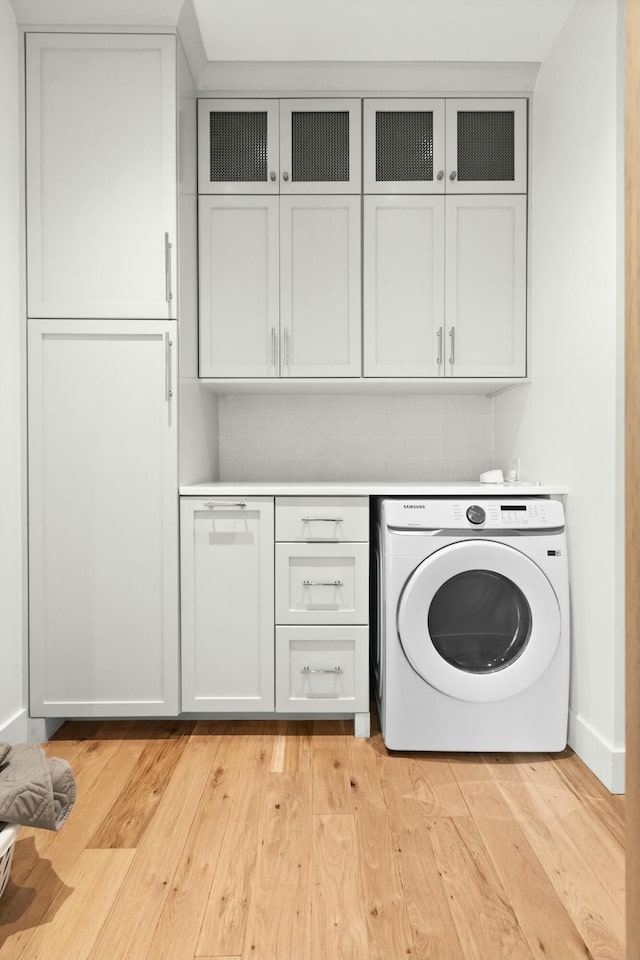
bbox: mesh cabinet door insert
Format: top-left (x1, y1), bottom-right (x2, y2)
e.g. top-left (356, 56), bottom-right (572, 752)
top-left (197, 99), bottom-right (279, 194)
top-left (280, 99), bottom-right (361, 194)
top-left (363, 99), bottom-right (445, 194)
top-left (445, 99), bottom-right (527, 194)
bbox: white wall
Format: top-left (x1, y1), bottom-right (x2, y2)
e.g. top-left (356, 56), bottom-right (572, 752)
top-left (494, 0), bottom-right (623, 790)
top-left (0, 0), bottom-right (27, 741)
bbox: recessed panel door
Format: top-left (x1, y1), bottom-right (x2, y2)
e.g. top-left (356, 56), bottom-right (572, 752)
top-left (364, 195), bottom-right (445, 377)
top-left (26, 34), bottom-right (177, 319)
top-left (198, 195), bottom-right (280, 378)
top-left (280, 195), bottom-right (361, 377)
top-left (445, 195), bottom-right (527, 377)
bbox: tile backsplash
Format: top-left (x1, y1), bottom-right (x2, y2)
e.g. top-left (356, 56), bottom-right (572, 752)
top-left (218, 395), bottom-right (493, 481)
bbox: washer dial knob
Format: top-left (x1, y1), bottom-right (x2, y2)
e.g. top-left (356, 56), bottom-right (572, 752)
top-left (466, 505), bottom-right (486, 525)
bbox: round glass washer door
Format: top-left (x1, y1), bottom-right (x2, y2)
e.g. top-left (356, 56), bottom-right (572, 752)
top-left (397, 539), bottom-right (561, 703)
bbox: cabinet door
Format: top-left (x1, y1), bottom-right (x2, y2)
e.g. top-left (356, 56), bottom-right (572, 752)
top-left (445, 196), bottom-right (527, 377)
top-left (197, 99), bottom-right (279, 195)
top-left (28, 320), bottom-right (179, 717)
top-left (26, 35), bottom-right (177, 319)
top-left (199, 196), bottom-right (280, 378)
top-left (180, 498), bottom-right (274, 712)
top-left (280, 99), bottom-right (361, 194)
top-left (364, 196), bottom-right (445, 377)
top-left (445, 99), bottom-right (527, 194)
top-left (280, 196), bottom-right (361, 377)
top-left (363, 99), bottom-right (445, 194)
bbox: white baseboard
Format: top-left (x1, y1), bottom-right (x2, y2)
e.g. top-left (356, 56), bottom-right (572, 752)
top-left (0, 708), bottom-right (28, 744)
top-left (27, 717), bottom-right (65, 743)
top-left (568, 710), bottom-right (625, 794)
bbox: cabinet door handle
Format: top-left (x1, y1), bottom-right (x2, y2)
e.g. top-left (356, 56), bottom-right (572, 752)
top-left (283, 327), bottom-right (290, 367)
top-left (282, 171), bottom-right (290, 181)
top-left (165, 333), bottom-right (173, 400)
top-left (436, 170), bottom-right (444, 181)
top-left (301, 666), bottom-right (344, 675)
top-left (270, 171), bottom-right (277, 181)
top-left (271, 327), bottom-right (277, 368)
top-left (302, 579), bottom-right (343, 587)
top-left (301, 516), bottom-right (343, 523)
top-left (164, 232), bottom-right (173, 303)
top-left (204, 500), bottom-right (247, 508)
top-left (449, 327), bottom-right (455, 366)
top-left (449, 171), bottom-right (457, 181)
top-left (436, 326), bottom-right (443, 365)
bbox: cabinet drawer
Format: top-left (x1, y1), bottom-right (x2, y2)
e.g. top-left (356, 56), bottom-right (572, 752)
top-left (275, 626), bottom-right (369, 712)
top-left (275, 542), bottom-right (369, 625)
top-left (276, 497), bottom-right (369, 542)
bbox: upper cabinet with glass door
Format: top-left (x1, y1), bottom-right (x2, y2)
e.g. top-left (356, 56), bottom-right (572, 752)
top-left (198, 98), bottom-right (361, 194)
top-left (364, 97), bottom-right (527, 194)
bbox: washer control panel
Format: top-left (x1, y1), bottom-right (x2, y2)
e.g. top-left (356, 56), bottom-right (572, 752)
top-left (384, 497), bottom-right (563, 531)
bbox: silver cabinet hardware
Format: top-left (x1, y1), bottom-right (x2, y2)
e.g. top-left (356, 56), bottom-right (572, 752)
top-left (437, 170), bottom-right (444, 181)
top-left (449, 171), bottom-right (457, 181)
top-left (436, 326), bottom-right (443, 365)
top-left (164, 232), bottom-right (173, 303)
top-left (302, 579), bottom-right (343, 587)
top-left (269, 171), bottom-right (277, 181)
top-left (282, 171), bottom-right (290, 181)
top-left (270, 327), bottom-right (277, 367)
top-left (204, 500), bottom-right (247, 508)
top-left (449, 327), bottom-right (455, 365)
top-left (301, 516), bottom-right (343, 523)
top-left (165, 333), bottom-right (173, 400)
top-left (301, 666), bottom-right (343, 675)
top-left (283, 327), bottom-right (290, 366)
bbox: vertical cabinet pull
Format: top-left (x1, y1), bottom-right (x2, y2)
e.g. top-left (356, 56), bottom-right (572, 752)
top-left (436, 326), bottom-right (443, 365)
top-left (449, 327), bottom-right (455, 366)
top-left (283, 327), bottom-right (290, 367)
top-left (271, 327), bottom-right (277, 368)
top-left (165, 333), bottom-right (173, 400)
top-left (164, 232), bottom-right (173, 304)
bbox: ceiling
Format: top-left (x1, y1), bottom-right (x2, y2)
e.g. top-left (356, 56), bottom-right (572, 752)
top-left (11, 0), bottom-right (577, 64)
top-left (192, 0), bottom-right (577, 63)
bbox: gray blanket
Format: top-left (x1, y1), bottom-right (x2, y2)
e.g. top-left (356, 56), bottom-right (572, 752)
top-left (0, 742), bottom-right (76, 831)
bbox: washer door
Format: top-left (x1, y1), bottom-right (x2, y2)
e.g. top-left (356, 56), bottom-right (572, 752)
top-left (397, 540), bottom-right (561, 702)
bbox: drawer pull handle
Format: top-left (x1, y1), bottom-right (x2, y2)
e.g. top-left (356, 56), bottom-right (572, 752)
top-left (204, 501), bottom-right (247, 508)
top-left (302, 666), bottom-right (343, 675)
top-left (302, 579), bottom-right (343, 587)
top-left (301, 517), bottom-right (343, 523)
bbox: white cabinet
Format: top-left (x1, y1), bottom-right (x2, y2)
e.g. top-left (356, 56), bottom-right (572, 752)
top-left (198, 196), bottom-right (279, 378)
top-left (364, 195), bottom-right (445, 377)
top-left (445, 195), bottom-right (527, 377)
top-left (274, 497), bottom-right (370, 731)
top-left (364, 97), bottom-right (527, 195)
top-left (28, 320), bottom-right (179, 717)
top-left (198, 98), bottom-right (361, 194)
top-left (280, 196), bottom-right (361, 377)
top-left (364, 195), bottom-right (526, 378)
top-left (26, 34), bottom-right (177, 320)
top-left (179, 495), bottom-right (369, 733)
top-left (199, 195), bottom-right (361, 378)
top-left (180, 498), bottom-right (274, 712)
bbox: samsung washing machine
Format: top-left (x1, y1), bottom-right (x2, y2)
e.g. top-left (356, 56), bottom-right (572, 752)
top-left (374, 497), bottom-right (570, 751)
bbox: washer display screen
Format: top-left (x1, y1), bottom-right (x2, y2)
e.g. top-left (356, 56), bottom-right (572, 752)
top-left (427, 570), bottom-right (532, 674)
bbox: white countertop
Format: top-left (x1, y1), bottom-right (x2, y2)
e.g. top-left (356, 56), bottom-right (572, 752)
top-left (180, 481), bottom-right (569, 497)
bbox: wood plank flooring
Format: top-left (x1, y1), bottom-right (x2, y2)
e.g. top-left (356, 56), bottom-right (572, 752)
top-left (0, 715), bottom-right (625, 960)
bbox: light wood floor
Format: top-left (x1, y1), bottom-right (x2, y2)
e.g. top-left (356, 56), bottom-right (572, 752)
top-left (0, 715), bottom-right (625, 960)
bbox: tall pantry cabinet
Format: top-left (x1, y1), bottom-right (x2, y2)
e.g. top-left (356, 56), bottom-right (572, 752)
top-left (26, 34), bottom-right (180, 717)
